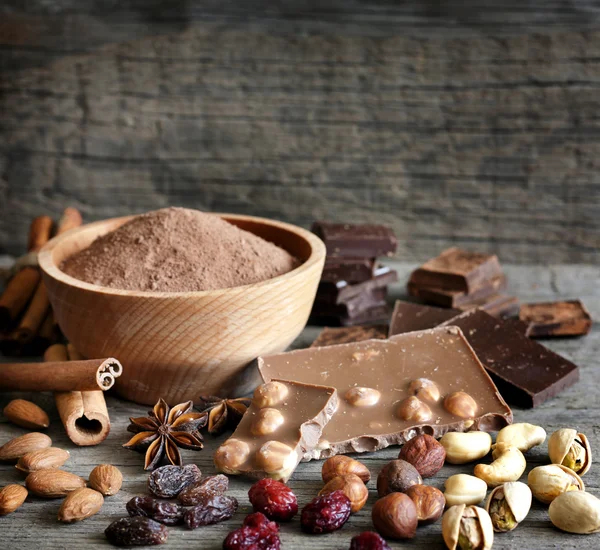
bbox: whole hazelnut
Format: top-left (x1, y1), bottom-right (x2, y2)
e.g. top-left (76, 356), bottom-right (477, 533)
top-left (214, 438), bottom-right (250, 474)
top-left (253, 381), bottom-right (289, 408)
top-left (319, 474), bottom-right (368, 513)
top-left (396, 396), bottom-right (432, 423)
top-left (345, 387), bottom-right (381, 407)
top-left (408, 378), bottom-right (441, 403)
top-left (443, 391), bottom-right (478, 419)
top-left (398, 434), bottom-right (446, 478)
top-left (372, 492), bottom-right (417, 539)
top-left (255, 441), bottom-right (296, 479)
top-left (250, 408), bottom-right (284, 436)
top-left (405, 484), bottom-right (445, 525)
top-left (322, 455), bottom-right (371, 484)
top-left (377, 459), bottom-right (423, 497)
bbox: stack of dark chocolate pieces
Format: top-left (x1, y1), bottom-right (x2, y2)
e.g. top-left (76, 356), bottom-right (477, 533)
top-left (407, 247), bottom-right (519, 318)
top-left (310, 222), bottom-right (398, 326)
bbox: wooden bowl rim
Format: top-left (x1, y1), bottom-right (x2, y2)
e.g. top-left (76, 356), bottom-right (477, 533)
top-left (39, 213), bottom-right (326, 298)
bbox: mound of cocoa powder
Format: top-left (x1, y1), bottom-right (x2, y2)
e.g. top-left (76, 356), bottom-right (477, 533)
top-left (60, 208), bottom-right (299, 292)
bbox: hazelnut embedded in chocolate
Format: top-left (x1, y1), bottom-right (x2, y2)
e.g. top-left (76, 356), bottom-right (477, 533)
top-left (250, 408), bottom-right (285, 436)
top-left (214, 439), bottom-right (250, 474)
top-left (253, 381), bottom-right (289, 408)
top-left (345, 387), bottom-right (381, 407)
top-left (396, 396), bottom-right (432, 423)
top-left (377, 459), bottom-right (423, 497)
top-left (408, 378), bottom-right (441, 403)
top-left (255, 441), bottom-right (297, 477)
top-left (444, 391), bottom-right (478, 419)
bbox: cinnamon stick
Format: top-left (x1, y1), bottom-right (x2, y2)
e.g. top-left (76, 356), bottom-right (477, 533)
top-left (11, 208), bottom-right (83, 344)
top-left (54, 344), bottom-right (111, 446)
top-left (27, 215), bottom-right (54, 252)
top-left (57, 207), bottom-right (83, 235)
top-left (11, 282), bottom-right (50, 344)
top-left (0, 267), bottom-right (41, 332)
top-left (0, 344), bottom-right (123, 392)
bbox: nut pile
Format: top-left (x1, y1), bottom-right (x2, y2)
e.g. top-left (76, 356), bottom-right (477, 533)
top-left (0, 429), bottom-right (121, 522)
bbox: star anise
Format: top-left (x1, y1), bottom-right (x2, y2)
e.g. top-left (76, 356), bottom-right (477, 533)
top-left (196, 395), bottom-right (251, 436)
top-left (123, 398), bottom-right (207, 470)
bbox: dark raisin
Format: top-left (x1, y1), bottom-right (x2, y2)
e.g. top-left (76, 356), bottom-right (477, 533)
top-left (148, 464), bottom-right (201, 498)
top-left (300, 490), bottom-right (351, 534)
top-left (105, 516), bottom-right (168, 546)
top-left (178, 474), bottom-right (229, 505)
top-left (223, 513), bottom-right (281, 550)
top-left (183, 494), bottom-right (238, 529)
top-left (248, 478), bottom-right (298, 521)
top-left (126, 496), bottom-right (184, 525)
top-left (350, 531), bottom-right (392, 550)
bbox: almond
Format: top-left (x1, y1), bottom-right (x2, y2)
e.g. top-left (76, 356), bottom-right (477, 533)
top-left (0, 432), bottom-right (52, 462)
top-left (3, 399), bottom-right (50, 430)
top-left (0, 484), bottom-right (28, 515)
top-left (58, 487), bottom-right (104, 523)
top-left (88, 464), bottom-right (123, 496)
top-left (26, 469), bottom-right (86, 498)
top-left (16, 447), bottom-right (70, 474)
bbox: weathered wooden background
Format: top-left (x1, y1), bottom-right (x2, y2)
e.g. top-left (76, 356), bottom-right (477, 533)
top-left (1, 1), bottom-right (600, 263)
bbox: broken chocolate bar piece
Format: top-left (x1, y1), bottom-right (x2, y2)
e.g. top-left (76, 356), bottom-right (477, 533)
top-left (408, 276), bottom-right (507, 308)
top-left (409, 248), bottom-right (503, 293)
top-left (318, 265), bottom-right (398, 304)
top-left (389, 301), bottom-right (460, 336)
top-left (440, 309), bottom-right (580, 407)
top-left (214, 379), bottom-right (337, 482)
top-left (322, 257), bottom-right (376, 284)
top-left (339, 304), bottom-right (391, 326)
top-left (259, 327), bottom-right (512, 460)
top-left (457, 294), bottom-right (520, 318)
top-left (313, 288), bottom-right (387, 318)
top-left (310, 325), bottom-right (389, 348)
top-left (311, 222), bottom-right (397, 258)
top-left (519, 300), bottom-right (592, 337)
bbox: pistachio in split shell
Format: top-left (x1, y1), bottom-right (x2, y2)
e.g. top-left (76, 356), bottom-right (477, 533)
top-left (442, 504), bottom-right (494, 550)
top-left (485, 481), bottom-right (532, 532)
top-left (527, 464), bottom-right (584, 505)
top-left (549, 491), bottom-right (600, 534)
top-left (548, 428), bottom-right (592, 476)
top-left (494, 422), bottom-right (546, 453)
top-left (443, 474), bottom-right (488, 507)
top-left (440, 432), bottom-right (492, 464)
top-left (474, 443), bottom-right (526, 488)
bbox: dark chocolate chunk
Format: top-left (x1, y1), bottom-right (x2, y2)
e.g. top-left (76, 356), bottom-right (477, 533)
top-left (310, 325), bottom-right (389, 347)
top-left (388, 301), bottom-right (460, 336)
top-left (409, 248), bottom-right (503, 293)
top-left (457, 294), bottom-right (520, 318)
top-left (407, 275), bottom-right (507, 308)
top-left (318, 265), bottom-right (398, 304)
top-left (339, 304), bottom-right (391, 326)
top-left (519, 300), bottom-right (592, 337)
top-left (311, 222), bottom-right (397, 258)
top-left (313, 288), bottom-right (387, 318)
top-left (322, 257), bottom-right (376, 284)
top-left (440, 309), bottom-right (579, 407)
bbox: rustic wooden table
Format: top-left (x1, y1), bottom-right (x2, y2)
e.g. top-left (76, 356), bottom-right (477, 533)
top-left (1, 261), bottom-right (599, 549)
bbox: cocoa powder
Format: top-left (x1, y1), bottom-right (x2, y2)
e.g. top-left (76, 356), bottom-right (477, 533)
top-left (60, 208), bottom-right (298, 292)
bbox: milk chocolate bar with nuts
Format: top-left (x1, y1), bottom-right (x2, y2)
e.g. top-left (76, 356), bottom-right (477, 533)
top-left (310, 325), bottom-right (389, 348)
top-left (214, 379), bottom-right (337, 482)
top-left (259, 326), bottom-right (512, 460)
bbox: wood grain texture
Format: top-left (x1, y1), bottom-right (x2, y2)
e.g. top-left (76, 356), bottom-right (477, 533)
top-left (0, 261), bottom-right (599, 548)
top-left (1, 2), bottom-right (600, 263)
top-left (38, 214), bottom-right (325, 404)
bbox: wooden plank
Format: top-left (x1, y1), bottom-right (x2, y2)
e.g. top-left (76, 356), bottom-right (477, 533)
top-left (1, 11), bottom-right (600, 262)
top-left (0, 261), bottom-right (599, 548)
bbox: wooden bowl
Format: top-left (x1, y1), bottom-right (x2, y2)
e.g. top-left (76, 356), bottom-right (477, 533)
top-left (39, 214), bottom-right (325, 405)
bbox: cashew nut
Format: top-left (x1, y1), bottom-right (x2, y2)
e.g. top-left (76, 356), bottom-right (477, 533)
top-left (494, 423), bottom-right (546, 453)
top-left (444, 474), bottom-right (488, 507)
top-left (474, 443), bottom-right (526, 487)
top-left (440, 432), bottom-right (492, 464)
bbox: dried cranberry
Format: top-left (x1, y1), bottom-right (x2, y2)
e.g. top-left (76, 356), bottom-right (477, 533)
top-left (248, 479), bottom-right (298, 521)
top-left (300, 490), bottom-right (351, 534)
top-left (350, 531), bottom-right (391, 550)
top-left (242, 512), bottom-right (279, 533)
top-left (223, 513), bottom-right (280, 550)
